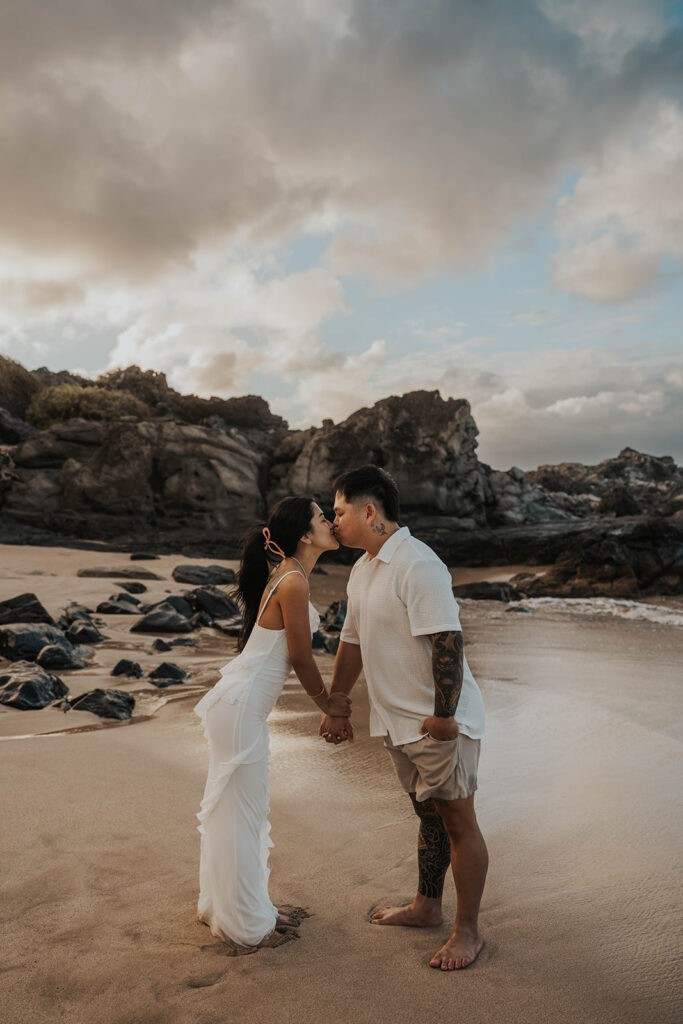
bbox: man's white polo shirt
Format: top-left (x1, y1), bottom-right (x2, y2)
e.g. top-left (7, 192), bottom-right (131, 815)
top-left (340, 526), bottom-right (485, 746)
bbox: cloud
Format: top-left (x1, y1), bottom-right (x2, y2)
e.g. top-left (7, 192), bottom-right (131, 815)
top-left (554, 101), bottom-right (683, 301)
top-left (1, 0), bottom-right (681, 293)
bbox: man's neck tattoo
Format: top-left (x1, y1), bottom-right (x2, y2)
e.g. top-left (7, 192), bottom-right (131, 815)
top-left (370, 521), bottom-right (387, 535)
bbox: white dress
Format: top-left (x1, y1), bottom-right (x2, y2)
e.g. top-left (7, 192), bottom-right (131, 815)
top-left (194, 571), bottom-right (320, 947)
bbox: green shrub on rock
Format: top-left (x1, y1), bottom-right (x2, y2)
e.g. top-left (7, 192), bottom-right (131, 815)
top-left (26, 384), bottom-right (149, 429)
top-left (0, 356), bottom-right (42, 418)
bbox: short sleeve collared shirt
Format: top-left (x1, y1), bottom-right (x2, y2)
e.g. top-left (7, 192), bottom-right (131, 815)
top-left (340, 526), bottom-right (485, 745)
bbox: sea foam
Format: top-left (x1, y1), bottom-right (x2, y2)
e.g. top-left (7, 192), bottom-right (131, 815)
top-left (510, 597), bottom-right (683, 628)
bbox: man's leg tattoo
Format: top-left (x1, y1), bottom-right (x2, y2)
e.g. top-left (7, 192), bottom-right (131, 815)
top-left (409, 793), bottom-right (451, 899)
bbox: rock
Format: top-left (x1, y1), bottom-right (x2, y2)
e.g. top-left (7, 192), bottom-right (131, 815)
top-left (36, 643), bottom-right (86, 670)
top-left (311, 566), bottom-right (327, 575)
top-left (0, 593), bottom-right (55, 626)
top-left (312, 630), bottom-right (326, 649)
top-left (130, 551), bottom-right (160, 560)
top-left (0, 622), bottom-right (76, 662)
top-left (111, 659), bottom-right (143, 678)
top-left (321, 600), bottom-right (347, 632)
top-left (323, 634), bottom-right (340, 655)
top-left (527, 447), bottom-right (683, 520)
top-left (452, 581), bottom-right (521, 601)
top-left (130, 608), bottom-right (193, 634)
top-left (0, 662), bottom-right (69, 709)
top-left (598, 484), bottom-right (642, 517)
top-left (0, 405), bottom-right (37, 444)
top-left (142, 595), bottom-right (194, 619)
top-left (152, 636), bottom-right (196, 650)
top-left (183, 586), bottom-right (240, 620)
top-left (66, 621), bottom-right (105, 644)
top-left (3, 415), bottom-right (267, 552)
top-left (68, 688), bottom-right (135, 719)
top-left (172, 564), bottom-right (236, 585)
top-left (148, 662), bottom-right (187, 687)
top-left (518, 517), bottom-right (683, 598)
top-left (212, 616), bottom-right (243, 636)
top-left (505, 605), bottom-right (532, 613)
top-left (96, 597), bottom-right (140, 614)
top-left (59, 601), bottom-right (95, 626)
top-left (77, 566), bottom-right (165, 580)
top-left (118, 581), bottom-right (147, 594)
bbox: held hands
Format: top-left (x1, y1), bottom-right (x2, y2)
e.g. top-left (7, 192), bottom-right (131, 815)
top-left (419, 714), bottom-right (459, 742)
top-left (320, 692), bottom-right (354, 744)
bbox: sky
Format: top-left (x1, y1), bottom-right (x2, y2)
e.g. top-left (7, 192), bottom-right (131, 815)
top-left (0, 0), bottom-right (682, 470)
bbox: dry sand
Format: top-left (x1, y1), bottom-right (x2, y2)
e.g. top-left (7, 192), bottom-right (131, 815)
top-left (1, 544), bottom-right (681, 1024)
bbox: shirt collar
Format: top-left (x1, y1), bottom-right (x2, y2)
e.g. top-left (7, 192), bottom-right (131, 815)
top-left (375, 525), bottom-right (410, 563)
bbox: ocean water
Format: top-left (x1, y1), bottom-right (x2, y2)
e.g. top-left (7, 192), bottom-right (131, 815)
top-left (509, 596), bottom-right (683, 628)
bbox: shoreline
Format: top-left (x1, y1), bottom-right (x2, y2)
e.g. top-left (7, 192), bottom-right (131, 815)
top-left (1, 543), bottom-right (682, 1023)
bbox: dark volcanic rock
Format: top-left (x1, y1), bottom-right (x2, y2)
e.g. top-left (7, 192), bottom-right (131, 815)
top-left (518, 517), bottom-right (683, 598)
top-left (184, 586), bottom-right (239, 620)
top-left (131, 608), bottom-right (193, 634)
top-left (59, 602), bottom-right (95, 626)
top-left (152, 637), bottom-right (196, 651)
top-left (130, 551), bottom-right (160, 560)
top-left (527, 447), bottom-right (683, 519)
top-left (66, 621), bottom-right (105, 644)
top-left (96, 593), bottom-right (141, 614)
top-left (77, 566), bottom-right (165, 580)
top-left (118, 581), bottom-right (147, 594)
top-left (212, 616), bottom-right (243, 636)
top-left (0, 406), bottom-right (37, 444)
top-left (148, 662), bottom-right (187, 687)
top-left (0, 593), bottom-right (55, 626)
top-left (312, 630), bottom-right (326, 650)
top-left (36, 643), bottom-right (86, 670)
top-left (111, 659), bottom-right (143, 678)
top-left (0, 622), bottom-right (75, 662)
top-left (142, 595), bottom-right (194, 619)
top-left (0, 662), bottom-right (68, 709)
top-left (172, 564), bottom-right (236, 585)
top-left (68, 688), bottom-right (135, 719)
top-left (452, 581), bottom-right (521, 601)
top-left (321, 600), bottom-right (347, 632)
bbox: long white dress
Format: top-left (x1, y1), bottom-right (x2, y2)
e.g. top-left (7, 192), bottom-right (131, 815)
top-left (194, 571), bottom-right (320, 947)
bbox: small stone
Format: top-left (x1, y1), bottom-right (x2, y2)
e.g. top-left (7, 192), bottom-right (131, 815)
top-left (69, 688), bottom-right (135, 720)
top-left (0, 662), bottom-right (69, 710)
top-left (111, 659), bottom-right (143, 678)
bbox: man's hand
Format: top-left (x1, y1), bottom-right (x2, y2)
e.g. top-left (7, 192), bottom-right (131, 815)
top-left (419, 714), bottom-right (459, 742)
top-left (319, 714), bottom-right (354, 744)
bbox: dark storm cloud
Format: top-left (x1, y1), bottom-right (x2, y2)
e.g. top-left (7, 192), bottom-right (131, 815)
top-left (0, 0), bottom-right (681, 286)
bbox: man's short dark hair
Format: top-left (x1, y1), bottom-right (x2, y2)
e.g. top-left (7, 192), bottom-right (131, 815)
top-left (333, 464), bottom-right (400, 522)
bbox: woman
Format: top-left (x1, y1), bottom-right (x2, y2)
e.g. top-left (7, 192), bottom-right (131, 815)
top-left (194, 497), bottom-right (351, 949)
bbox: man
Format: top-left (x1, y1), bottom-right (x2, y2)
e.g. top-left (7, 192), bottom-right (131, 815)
top-left (321, 465), bottom-right (487, 971)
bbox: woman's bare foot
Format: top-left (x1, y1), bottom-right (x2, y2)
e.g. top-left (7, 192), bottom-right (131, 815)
top-left (429, 929), bottom-right (484, 970)
top-left (371, 899), bottom-right (443, 927)
top-left (276, 905), bottom-right (309, 930)
top-left (258, 929), bottom-right (298, 949)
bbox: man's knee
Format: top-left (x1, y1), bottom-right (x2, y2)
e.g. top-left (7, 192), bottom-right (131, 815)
top-left (409, 792), bottom-right (440, 821)
top-left (434, 794), bottom-right (477, 839)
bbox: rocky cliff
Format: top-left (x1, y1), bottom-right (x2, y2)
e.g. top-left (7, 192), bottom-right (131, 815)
top-left (0, 360), bottom-right (681, 595)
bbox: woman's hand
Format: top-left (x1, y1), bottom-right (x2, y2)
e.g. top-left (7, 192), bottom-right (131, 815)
top-left (319, 713), bottom-right (354, 744)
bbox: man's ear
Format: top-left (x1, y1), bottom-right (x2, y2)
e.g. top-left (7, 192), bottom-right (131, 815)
top-left (365, 503), bottom-right (377, 520)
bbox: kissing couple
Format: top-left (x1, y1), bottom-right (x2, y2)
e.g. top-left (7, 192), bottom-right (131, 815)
top-left (194, 465), bottom-right (487, 971)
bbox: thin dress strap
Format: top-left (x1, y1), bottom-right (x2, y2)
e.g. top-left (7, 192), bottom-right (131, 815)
top-left (255, 570), bottom-right (307, 625)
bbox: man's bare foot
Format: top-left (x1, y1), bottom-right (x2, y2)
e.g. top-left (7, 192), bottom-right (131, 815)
top-left (371, 901), bottom-right (443, 928)
top-left (429, 930), bottom-right (484, 970)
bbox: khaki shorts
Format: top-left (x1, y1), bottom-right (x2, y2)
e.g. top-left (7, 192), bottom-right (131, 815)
top-left (384, 732), bottom-right (480, 802)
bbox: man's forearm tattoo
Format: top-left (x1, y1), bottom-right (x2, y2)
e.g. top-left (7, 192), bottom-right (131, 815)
top-left (409, 793), bottom-right (451, 899)
top-left (431, 631), bottom-right (464, 718)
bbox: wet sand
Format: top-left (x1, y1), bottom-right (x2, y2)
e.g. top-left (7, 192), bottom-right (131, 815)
top-left (1, 544), bottom-right (682, 1023)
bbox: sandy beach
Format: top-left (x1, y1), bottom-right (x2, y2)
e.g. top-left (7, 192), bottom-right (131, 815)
top-left (1, 543), bottom-right (681, 1024)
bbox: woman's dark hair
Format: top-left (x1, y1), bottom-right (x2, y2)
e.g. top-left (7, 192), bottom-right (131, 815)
top-left (332, 464), bottom-right (400, 522)
top-left (235, 496), bottom-right (315, 651)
